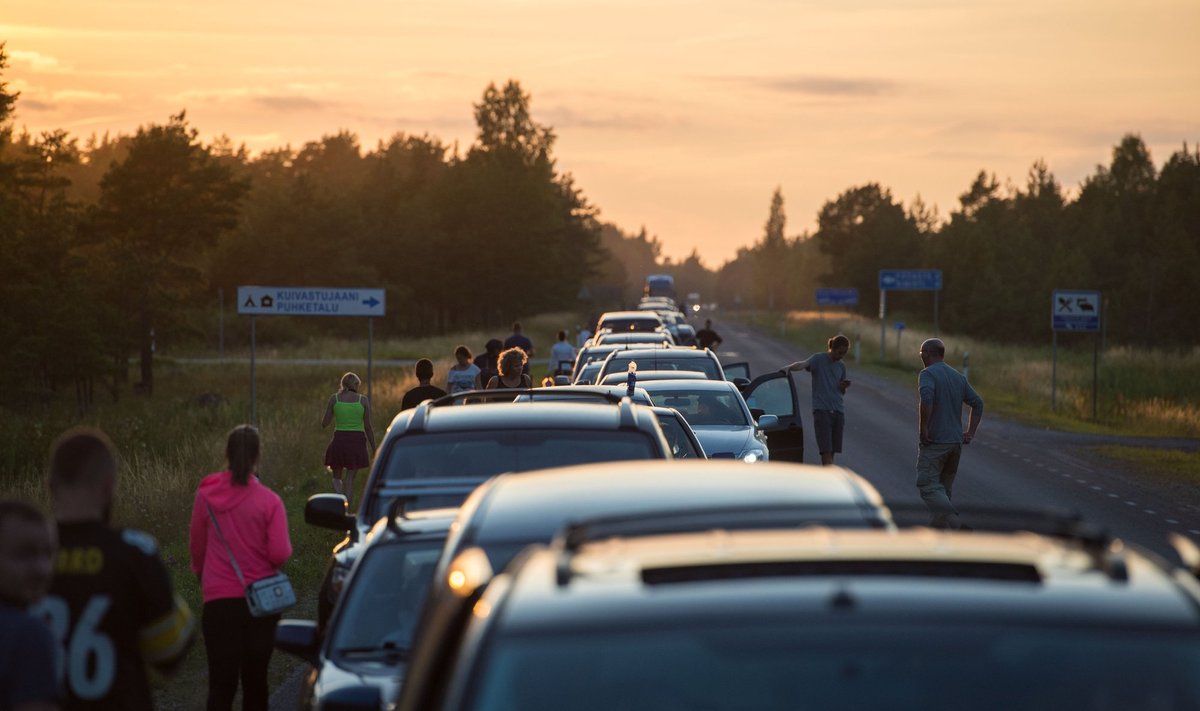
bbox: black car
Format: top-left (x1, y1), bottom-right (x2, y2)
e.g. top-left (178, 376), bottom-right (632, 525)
top-left (400, 511), bottom-right (1200, 711)
top-left (305, 395), bottom-right (673, 624)
top-left (276, 500), bottom-right (455, 710)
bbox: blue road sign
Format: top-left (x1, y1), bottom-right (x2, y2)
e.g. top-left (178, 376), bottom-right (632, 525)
top-left (879, 269), bottom-right (943, 291)
top-left (1052, 290), bottom-right (1100, 332)
top-left (815, 288), bottom-right (860, 306)
top-left (237, 286), bottom-right (386, 317)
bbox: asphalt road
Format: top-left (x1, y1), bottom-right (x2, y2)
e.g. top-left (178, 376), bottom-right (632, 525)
top-left (715, 316), bottom-right (1200, 560)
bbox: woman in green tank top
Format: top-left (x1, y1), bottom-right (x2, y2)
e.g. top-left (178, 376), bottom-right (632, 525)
top-left (321, 372), bottom-right (376, 507)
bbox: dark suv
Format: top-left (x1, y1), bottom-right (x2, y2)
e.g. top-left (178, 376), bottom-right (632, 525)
top-left (396, 511), bottom-right (1200, 711)
top-left (305, 394), bottom-right (672, 623)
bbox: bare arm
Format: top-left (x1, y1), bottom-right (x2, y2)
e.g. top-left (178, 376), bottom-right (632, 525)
top-left (782, 356), bottom-right (813, 373)
top-left (919, 400), bottom-right (934, 446)
top-left (362, 396), bottom-right (376, 451)
top-left (321, 394), bottom-right (336, 428)
top-left (963, 408), bottom-right (982, 444)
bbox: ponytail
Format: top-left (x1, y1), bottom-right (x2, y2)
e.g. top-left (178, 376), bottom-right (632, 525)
top-left (225, 424), bottom-right (261, 485)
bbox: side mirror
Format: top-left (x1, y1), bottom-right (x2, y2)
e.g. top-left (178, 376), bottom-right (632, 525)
top-left (274, 619), bottom-right (320, 666)
top-left (320, 685), bottom-right (383, 711)
top-left (305, 494), bottom-right (355, 532)
top-left (757, 414), bottom-right (779, 429)
top-left (731, 377), bottom-right (751, 392)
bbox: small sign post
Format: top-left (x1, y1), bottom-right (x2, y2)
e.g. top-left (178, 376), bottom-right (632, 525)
top-left (878, 270), bottom-right (942, 359)
top-left (1051, 290), bottom-right (1101, 416)
top-left (238, 286), bottom-right (386, 423)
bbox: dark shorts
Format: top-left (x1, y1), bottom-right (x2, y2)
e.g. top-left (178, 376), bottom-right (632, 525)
top-left (812, 410), bottom-right (844, 454)
top-left (325, 430), bottom-right (369, 470)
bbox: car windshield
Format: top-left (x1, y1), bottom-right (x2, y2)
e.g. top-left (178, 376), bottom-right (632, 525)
top-left (330, 540), bottom-right (443, 657)
top-left (464, 624), bottom-right (1200, 711)
top-left (647, 389), bottom-right (748, 426)
top-left (607, 356), bottom-right (720, 380)
top-left (654, 414), bottom-right (702, 458)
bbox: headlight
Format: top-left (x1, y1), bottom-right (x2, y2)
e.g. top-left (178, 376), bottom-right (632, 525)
top-left (739, 449), bottom-right (767, 463)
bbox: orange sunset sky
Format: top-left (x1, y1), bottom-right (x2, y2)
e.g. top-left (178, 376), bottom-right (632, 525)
top-left (2, 0), bottom-right (1198, 264)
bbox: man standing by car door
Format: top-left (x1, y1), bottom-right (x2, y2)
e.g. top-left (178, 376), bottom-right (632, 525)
top-left (916, 338), bottom-right (983, 529)
top-left (782, 334), bottom-right (851, 466)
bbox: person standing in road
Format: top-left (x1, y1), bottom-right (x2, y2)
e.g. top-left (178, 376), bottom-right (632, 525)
top-left (782, 334), bottom-right (852, 466)
top-left (485, 348), bottom-right (532, 389)
top-left (190, 425), bottom-right (291, 711)
top-left (400, 358), bottom-right (447, 410)
top-left (321, 372), bottom-right (376, 506)
top-left (575, 324), bottom-right (592, 349)
top-left (695, 319), bottom-right (723, 351)
top-left (915, 338), bottom-right (984, 529)
top-left (473, 339), bottom-right (502, 388)
top-left (549, 330), bottom-right (577, 376)
top-left (40, 428), bottom-right (196, 711)
top-left (446, 345), bottom-right (482, 395)
top-left (0, 500), bottom-right (59, 711)
top-left (504, 322), bottom-right (535, 375)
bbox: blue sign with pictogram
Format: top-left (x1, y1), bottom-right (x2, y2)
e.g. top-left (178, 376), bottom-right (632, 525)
top-left (237, 287), bottom-right (386, 317)
top-left (1052, 290), bottom-right (1100, 332)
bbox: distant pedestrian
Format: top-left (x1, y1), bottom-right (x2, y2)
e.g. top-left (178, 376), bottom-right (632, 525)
top-left (401, 358), bottom-right (447, 410)
top-left (0, 500), bottom-right (59, 711)
top-left (41, 427), bottom-right (196, 710)
top-left (504, 321), bottom-right (535, 375)
top-left (473, 339), bottom-right (503, 388)
top-left (190, 425), bottom-right (292, 711)
top-left (915, 338), bottom-right (984, 529)
top-left (549, 330), bottom-right (577, 376)
top-left (446, 345), bottom-right (482, 395)
top-left (696, 319), bottom-right (723, 350)
top-left (321, 372), bottom-right (376, 506)
top-left (782, 334), bottom-right (852, 466)
top-left (485, 348), bottom-right (532, 389)
top-left (576, 325), bottom-right (592, 349)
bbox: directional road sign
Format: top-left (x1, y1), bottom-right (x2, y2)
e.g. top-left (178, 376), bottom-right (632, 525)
top-left (237, 286), bottom-right (386, 317)
top-left (879, 269), bottom-right (942, 291)
top-left (1052, 290), bottom-right (1100, 332)
top-left (815, 288), bottom-right (860, 306)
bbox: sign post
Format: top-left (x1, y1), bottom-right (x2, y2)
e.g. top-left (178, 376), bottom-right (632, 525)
top-left (1050, 290), bottom-right (1101, 416)
top-left (878, 270), bottom-right (942, 360)
top-left (238, 286), bottom-right (386, 423)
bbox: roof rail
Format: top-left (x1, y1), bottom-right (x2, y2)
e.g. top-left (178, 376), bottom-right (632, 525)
top-left (616, 397), bottom-right (638, 430)
top-left (384, 495), bottom-right (417, 534)
top-left (406, 400), bottom-right (433, 432)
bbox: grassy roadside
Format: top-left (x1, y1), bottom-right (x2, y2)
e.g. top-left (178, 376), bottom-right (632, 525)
top-left (0, 312), bottom-right (584, 709)
top-left (1091, 446), bottom-right (1200, 486)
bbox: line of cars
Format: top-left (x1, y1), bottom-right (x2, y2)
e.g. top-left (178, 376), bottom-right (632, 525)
top-left (280, 310), bottom-right (1200, 710)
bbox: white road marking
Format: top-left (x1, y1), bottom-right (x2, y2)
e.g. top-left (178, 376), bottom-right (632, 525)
top-left (1144, 510), bottom-right (1156, 515)
top-left (1091, 486), bottom-right (1103, 491)
top-left (1108, 494), bottom-right (1119, 498)
top-left (1125, 501), bottom-right (1138, 506)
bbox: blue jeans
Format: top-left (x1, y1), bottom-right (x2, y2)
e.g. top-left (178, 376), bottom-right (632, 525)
top-left (916, 442), bottom-right (962, 526)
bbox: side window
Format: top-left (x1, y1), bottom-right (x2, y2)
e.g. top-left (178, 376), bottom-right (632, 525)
top-left (745, 378), bottom-right (794, 418)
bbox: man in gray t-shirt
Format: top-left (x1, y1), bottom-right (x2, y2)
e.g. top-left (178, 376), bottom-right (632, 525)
top-left (916, 338), bottom-right (984, 529)
top-left (783, 334), bottom-right (852, 466)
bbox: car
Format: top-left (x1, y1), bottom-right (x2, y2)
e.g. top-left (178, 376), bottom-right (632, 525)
top-left (569, 360), bottom-right (605, 385)
top-left (569, 342), bottom-right (672, 383)
top-left (636, 378), bottom-right (775, 461)
top-left (304, 395), bottom-right (674, 624)
top-left (275, 499), bottom-right (455, 711)
top-left (591, 331), bottom-right (674, 347)
top-left (595, 347), bottom-right (726, 382)
top-left (399, 511), bottom-right (1200, 711)
top-left (667, 322), bottom-right (697, 347)
top-left (594, 310), bottom-right (665, 334)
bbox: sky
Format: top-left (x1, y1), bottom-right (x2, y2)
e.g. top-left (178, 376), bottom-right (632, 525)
top-left (2, 0), bottom-right (1198, 265)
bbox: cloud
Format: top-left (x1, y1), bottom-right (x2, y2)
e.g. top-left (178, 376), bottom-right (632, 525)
top-left (250, 95), bottom-right (328, 112)
top-left (540, 105), bottom-right (688, 132)
top-left (7, 49), bottom-right (71, 73)
top-left (52, 90), bottom-right (121, 103)
top-left (163, 87), bottom-right (335, 113)
top-left (710, 74), bottom-right (899, 99)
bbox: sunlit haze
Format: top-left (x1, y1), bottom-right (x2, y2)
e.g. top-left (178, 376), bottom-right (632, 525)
top-left (3, 0), bottom-right (1197, 264)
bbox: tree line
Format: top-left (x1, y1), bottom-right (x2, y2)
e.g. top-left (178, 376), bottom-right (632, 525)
top-left (3, 40), bottom-right (1196, 411)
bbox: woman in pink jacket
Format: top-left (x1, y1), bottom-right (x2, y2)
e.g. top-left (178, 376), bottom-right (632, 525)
top-left (189, 424), bottom-right (292, 711)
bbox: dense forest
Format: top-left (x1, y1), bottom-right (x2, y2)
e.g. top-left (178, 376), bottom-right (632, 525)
top-left (2, 42), bottom-right (1197, 408)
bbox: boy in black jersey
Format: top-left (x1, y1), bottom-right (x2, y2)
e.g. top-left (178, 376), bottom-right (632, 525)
top-left (36, 428), bottom-right (195, 710)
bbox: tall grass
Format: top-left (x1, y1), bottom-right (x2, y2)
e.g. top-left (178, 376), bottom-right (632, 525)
top-left (773, 310), bottom-right (1200, 437)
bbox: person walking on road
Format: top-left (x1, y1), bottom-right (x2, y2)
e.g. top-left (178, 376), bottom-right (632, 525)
top-left (485, 348), bottom-right (532, 389)
top-left (401, 359), bottom-right (448, 410)
top-left (42, 428), bottom-right (196, 710)
top-left (446, 345), bottom-right (483, 395)
top-left (782, 334), bottom-right (852, 466)
top-left (549, 330), bottom-right (577, 376)
top-left (915, 338), bottom-right (984, 529)
top-left (504, 322), bottom-right (535, 375)
top-left (0, 500), bottom-right (60, 711)
top-left (190, 425), bottom-right (291, 711)
top-left (696, 319), bottom-right (723, 351)
top-left (473, 339), bottom-right (502, 388)
top-left (321, 372), bottom-right (376, 506)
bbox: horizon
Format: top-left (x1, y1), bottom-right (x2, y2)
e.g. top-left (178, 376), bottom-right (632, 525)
top-left (3, 0), bottom-right (1197, 265)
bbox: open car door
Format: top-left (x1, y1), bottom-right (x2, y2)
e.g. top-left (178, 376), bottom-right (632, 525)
top-left (742, 371), bottom-right (804, 462)
top-left (722, 361), bottom-right (751, 381)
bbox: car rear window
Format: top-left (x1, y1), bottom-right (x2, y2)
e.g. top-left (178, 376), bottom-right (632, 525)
top-left (648, 390), bottom-right (748, 426)
top-left (464, 625), bottom-right (1200, 711)
top-left (607, 355), bottom-right (720, 380)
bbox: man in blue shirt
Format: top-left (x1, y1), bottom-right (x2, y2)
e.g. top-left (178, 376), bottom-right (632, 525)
top-left (783, 334), bottom-right (852, 466)
top-left (916, 338), bottom-right (984, 529)
top-left (503, 322), bottom-right (534, 375)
